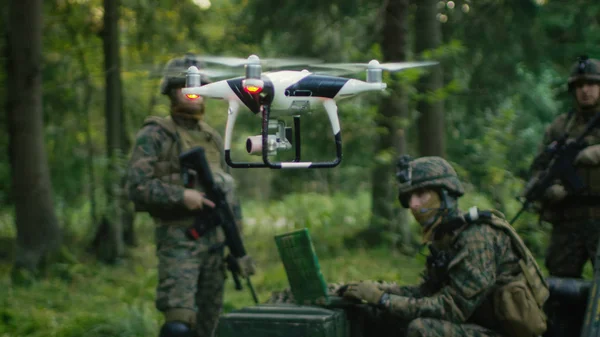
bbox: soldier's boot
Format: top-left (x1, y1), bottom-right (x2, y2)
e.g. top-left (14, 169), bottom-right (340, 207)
top-left (160, 309), bottom-right (197, 337)
top-left (159, 321), bottom-right (194, 337)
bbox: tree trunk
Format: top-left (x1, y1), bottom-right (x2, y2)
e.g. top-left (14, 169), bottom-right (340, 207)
top-left (120, 69), bottom-right (136, 247)
top-left (93, 0), bottom-right (125, 263)
top-left (7, 0), bottom-right (61, 281)
top-left (366, 0), bottom-right (411, 249)
top-left (415, 0), bottom-right (446, 157)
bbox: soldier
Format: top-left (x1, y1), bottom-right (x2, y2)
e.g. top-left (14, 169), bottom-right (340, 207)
top-left (127, 55), bottom-right (256, 337)
top-left (526, 55), bottom-right (600, 279)
top-left (339, 155), bottom-right (549, 337)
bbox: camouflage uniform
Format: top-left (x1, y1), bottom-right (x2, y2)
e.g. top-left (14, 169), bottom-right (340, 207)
top-left (379, 219), bottom-right (523, 337)
top-left (127, 56), bottom-right (239, 337)
top-left (342, 156), bottom-right (548, 337)
top-left (528, 56), bottom-right (600, 278)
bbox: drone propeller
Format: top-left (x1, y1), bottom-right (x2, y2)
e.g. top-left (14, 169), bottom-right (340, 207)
top-left (310, 59), bottom-right (439, 83)
top-left (193, 55), bottom-right (323, 69)
top-left (311, 60), bottom-right (439, 72)
top-left (162, 68), bottom-right (238, 80)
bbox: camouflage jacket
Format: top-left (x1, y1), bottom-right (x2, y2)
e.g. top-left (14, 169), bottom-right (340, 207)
top-left (381, 220), bottom-right (521, 326)
top-left (126, 115), bottom-right (237, 221)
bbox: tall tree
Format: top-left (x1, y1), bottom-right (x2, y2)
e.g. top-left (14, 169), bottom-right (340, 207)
top-left (7, 0), bottom-right (61, 280)
top-left (367, 0), bottom-right (411, 248)
top-left (92, 0), bottom-right (126, 262)
top-left (415, 0), bottom-right (445, 157)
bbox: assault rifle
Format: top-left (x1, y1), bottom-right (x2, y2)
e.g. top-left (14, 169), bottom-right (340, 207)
top-left (511, 111), bottom-right (600, 224)
top-left (179, 146), bottom-right (259, 304)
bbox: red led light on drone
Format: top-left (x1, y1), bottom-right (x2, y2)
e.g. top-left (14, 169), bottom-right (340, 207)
top-left (185, 94), bottom-right (201, 100)
top-left (244, 85), bottom-right (263, 94)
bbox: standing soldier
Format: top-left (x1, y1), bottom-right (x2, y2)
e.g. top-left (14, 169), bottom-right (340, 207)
top-left (340, 155), bottom-right (548, 337)
top-left (127, 55), bottom-right (255, 337)
top-left (526, 55), bottom-right (600, 278)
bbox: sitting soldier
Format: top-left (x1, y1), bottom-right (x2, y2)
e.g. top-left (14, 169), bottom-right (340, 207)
top-left (338, 155), bottom-right (549, 337)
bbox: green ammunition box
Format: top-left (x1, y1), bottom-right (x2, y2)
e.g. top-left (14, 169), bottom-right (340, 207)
top-left (217, 303), bottom-right (349, 337)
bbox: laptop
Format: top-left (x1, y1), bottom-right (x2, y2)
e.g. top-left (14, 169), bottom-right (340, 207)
top-left (275, 228), bottom-right (358, 307)
top-left (274, 228), bottom-right (331, 305)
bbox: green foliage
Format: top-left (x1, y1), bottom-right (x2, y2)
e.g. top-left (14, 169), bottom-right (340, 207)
top-left (3, 0), bottom-right (590, 220)
top-left (3, 1), bottom-right (599, 333)
top-left (242, 191), bottom-right (372, 260)
top-left (0, 189), bottom-right (560, 336)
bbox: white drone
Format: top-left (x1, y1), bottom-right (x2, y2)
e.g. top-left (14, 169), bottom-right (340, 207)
top-left (182, 54), bottom-right (438, 169)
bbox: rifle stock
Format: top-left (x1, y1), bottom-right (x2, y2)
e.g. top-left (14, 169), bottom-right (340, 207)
top-left (179, 146), bottom-right (259, 304)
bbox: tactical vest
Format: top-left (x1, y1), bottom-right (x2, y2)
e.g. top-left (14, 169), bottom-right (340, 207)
top-left (143, 115), bottom-right (235, 228)
top-left (429, 208), bottom-right (549, 337)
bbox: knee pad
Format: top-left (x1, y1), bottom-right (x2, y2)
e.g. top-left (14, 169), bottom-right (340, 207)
top-left (159, 321), bottom-right (194, 337)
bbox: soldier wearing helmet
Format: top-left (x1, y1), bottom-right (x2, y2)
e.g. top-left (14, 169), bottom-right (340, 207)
top-left (126, 55), bottom-right (255, 337)
top-left (340, 155), bottom-right (547, 337)
top-left (526, 55), bottom-right (600, 279)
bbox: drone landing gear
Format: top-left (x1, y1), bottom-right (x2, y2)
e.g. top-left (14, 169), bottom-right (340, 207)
top-left (224, 102), bottom-right (342, 169)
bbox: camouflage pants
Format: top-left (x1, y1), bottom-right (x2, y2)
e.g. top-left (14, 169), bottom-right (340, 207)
top-left (405, 318), bottom-right (504, 337)
top-left (345, 304), bottom-right (504, 337)
top-left (155, 225), bottom-right (226, 337)
top-left (546, 219), bottom-right (600, 277)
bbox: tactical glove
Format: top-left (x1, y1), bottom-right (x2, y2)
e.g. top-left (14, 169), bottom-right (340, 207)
top-left (374, 281), bottom-right (402, 293)
top-left (236, 255), bottom-right (257, 278)
top-left (342, 280), bottom-right (385, 304)
top-left (544, 184), bottom-right (567, 203)
top-left (575, 144), bottom-right (600, 166)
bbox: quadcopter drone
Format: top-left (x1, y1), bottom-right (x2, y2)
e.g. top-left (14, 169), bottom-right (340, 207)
top-left (181, 54), bottom-right (438, 169)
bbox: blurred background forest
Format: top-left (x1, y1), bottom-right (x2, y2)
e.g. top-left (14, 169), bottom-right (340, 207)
top-left (2, 0), bottom-right (600, 336)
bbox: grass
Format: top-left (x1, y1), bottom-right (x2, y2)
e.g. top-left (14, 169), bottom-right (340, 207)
top-left (0, 230), bottom-right (425, 337)
top-left (0, 191), bottom-right (587, 337)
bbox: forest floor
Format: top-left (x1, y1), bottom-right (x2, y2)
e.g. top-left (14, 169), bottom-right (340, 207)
top-left (0, 202), bottom-right (426, 337)
top-left (0, 191), bottom-right (591, 337)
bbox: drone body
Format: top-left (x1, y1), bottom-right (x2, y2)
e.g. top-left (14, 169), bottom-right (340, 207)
top-left (182, 70), bottom-right (387, 117)
top-left (180, 54), bottom-right (437, 169)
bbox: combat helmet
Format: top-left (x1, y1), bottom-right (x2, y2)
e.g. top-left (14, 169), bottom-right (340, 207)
top-left (567, 55), bottom-right (600, 92)
top-left (160, 54), bottom-right (211, 95)
top-left (396, 155), bottom-right (464, 208)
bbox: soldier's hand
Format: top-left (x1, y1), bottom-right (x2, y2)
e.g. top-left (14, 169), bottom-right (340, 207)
top-left (236, 255), bottom-right (257, 278)
top-left (544, 184), bottom-right (567, 203)
top-left (575, 144), bottom-right (600, 166)
top-left (343, 280), bottom-right (385, 305)
top-left (183, 189), bottom-right (215, 210)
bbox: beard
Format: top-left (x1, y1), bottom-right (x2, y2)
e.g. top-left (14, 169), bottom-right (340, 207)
top-left (172, 103), bottom-right (205, 118)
